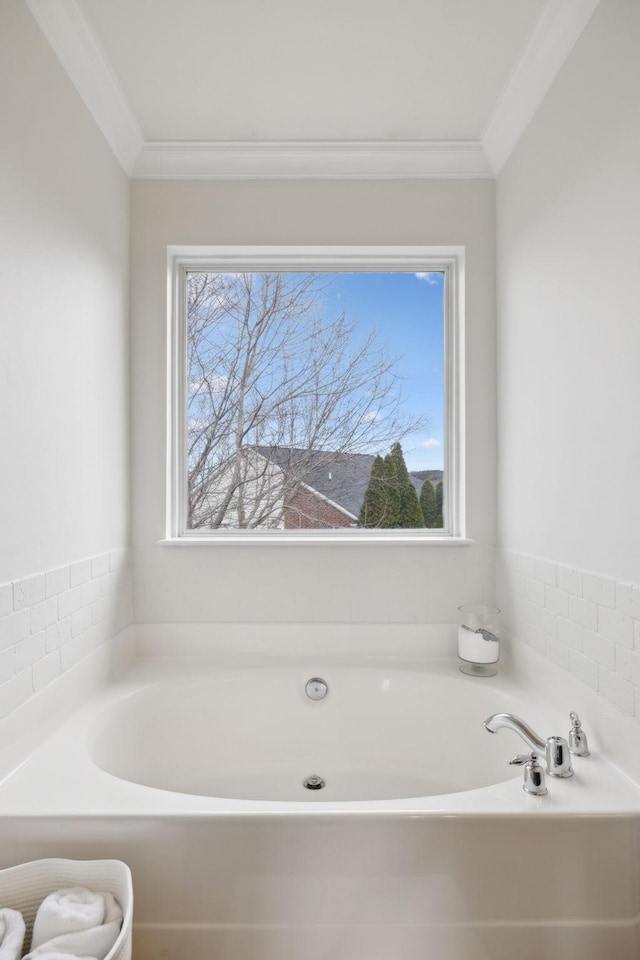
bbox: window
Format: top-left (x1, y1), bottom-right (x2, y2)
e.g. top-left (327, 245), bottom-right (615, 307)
top-left (168, 247), bottom-right (464, 540)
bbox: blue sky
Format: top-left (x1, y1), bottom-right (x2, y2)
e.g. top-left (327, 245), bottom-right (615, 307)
top-left (316, 272), bottom-right (445, 471)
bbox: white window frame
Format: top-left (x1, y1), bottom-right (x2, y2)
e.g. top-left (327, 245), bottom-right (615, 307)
top-left (166, 245), bottom-right (465, 543)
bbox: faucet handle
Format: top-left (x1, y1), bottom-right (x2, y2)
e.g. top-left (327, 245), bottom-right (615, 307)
top-left (509, 751), bottom-right (548, 796)
top-left (568, 711), bottom-right (590, 757)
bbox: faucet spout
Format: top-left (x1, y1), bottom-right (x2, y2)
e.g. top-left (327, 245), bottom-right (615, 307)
top-left (484, 712), bottom-right (574, 778)
top-left (483, 713), bottom-right (546, 753)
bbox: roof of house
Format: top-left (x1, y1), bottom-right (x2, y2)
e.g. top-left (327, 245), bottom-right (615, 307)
top-left (252, 446), bottom-right (442, 519)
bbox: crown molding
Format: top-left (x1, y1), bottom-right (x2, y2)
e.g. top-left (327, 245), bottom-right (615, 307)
top-left (132, 140), bottom-right (493, 180)
top-left (27, 0), bottom-right (601, 181)
top-left (482, 0), bottom-right (602, 175)
top-left (25, 0), bottom-right (143, 174)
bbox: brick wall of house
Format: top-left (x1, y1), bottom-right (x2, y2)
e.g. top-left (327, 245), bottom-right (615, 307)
top-left (284, 488), bottom-right (354, 529)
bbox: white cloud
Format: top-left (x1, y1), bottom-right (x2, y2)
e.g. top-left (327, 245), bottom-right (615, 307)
top-left (190, 375), bottom-right (231, 395)
top-left (414, 272), bottom-right (441, 285)
top-left (360, 409), bottom-right (381, 424)
top-left (418, 437), bottom-right (441, 449)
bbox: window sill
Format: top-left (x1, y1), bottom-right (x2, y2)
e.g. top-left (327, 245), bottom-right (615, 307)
top-left (158, 535), bottom-right (475, 547)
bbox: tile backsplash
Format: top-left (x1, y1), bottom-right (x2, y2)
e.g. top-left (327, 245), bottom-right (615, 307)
top-left (498, 550), bottom-right (640, 721)
top-left (0, 549), bottom-right (131, 719)
top-left (5, 543), bottom-right (639, 726)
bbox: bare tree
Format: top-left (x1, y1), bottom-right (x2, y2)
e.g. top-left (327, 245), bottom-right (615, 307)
top-left (187, 272), bottom-right (427, 529)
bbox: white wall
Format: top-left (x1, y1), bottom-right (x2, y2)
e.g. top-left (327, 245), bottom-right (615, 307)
top-left (0, 0), bottom-right (132, 718)
top-left (496, 0), bottom-right (640, 719)
top-left (497, 0), bottom-right (640, 584)
top-left (131, 179), bottom-right (497, 626)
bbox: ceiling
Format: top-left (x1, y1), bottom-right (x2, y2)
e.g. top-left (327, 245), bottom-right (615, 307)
top-left (26, 0), bottom-right (601, 178)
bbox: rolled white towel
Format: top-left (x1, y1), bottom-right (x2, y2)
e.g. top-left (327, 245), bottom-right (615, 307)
top-left (0, 908), bottom-right (25, 960)
top-left (25, 955), bottom-right (98, 960)
top-left (25, 887), bottom-right (122, 960)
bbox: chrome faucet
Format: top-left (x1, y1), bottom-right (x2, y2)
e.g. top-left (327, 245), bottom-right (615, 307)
top-left (484, 713), bottom-right (574, 778)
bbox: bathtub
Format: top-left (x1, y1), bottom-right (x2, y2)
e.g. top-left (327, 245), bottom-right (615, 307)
top-left (0, 642), bottom-right (638, 816)
top-left (90, 663), bottom-right (536, 804)
top-left (0, 633), bottom-right (639, 959)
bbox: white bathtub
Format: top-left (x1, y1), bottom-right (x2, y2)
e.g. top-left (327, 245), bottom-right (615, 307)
top-left (90, 664), bottom-right (530, 803)
top-left (0, 634), bottom-right (639, 959)
top-left (0, 642), bottom-right (638, 816)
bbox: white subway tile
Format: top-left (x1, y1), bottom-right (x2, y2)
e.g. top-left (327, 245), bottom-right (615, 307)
top-left (598, 669), bottom-right (635, 716)
top-left (71, 607), bottom-right (92, 638)
top-left (0, 648), bottom-right (13, 684)
top-left (539, 607), bottom-right (557, 637)
top-left (44, 623), bottom-right (61, 654)
top-left (569, 596), bottom-right (598, 631)
top-left (0, 547), bottom-right (129, 722)
top-left (556, 617), bottom-right (582, 649)
top-left (525, 578), bottom-right (545, 606)
top-left (58, 587), bottom-right (82, 620)
top-left (58, 617), bottom-right (72, 644)
top-left (12, 574), bottom-right (45, 610)
top-left (545, 586), bottom-right (569, 618)
top-left (514, 597), bottom-right (538, 626)
top-left (91, 554), bottom-right (110, 579)
top-left (545, 635), bottom-right (569, 670)
top-left (582, 629), bottom-right (616, 671)
top-left (523, 621), bottom-right (545, 655)
top-left (616, 582), bottom-right (640, 621)
top-left (597, 606), bottom-right (634, 648)
top-left (81, 580), bottom-right (101, 608)
top-left (617, 647), bottom-right (640, 688)
top-left (556, 565), bottom-right (583, 597)
top-left (45, 566), bottom-right (70, 599)
top-left (583, 573), bottom-right (616, 609)
top-left (30, 597), bottom-right (58, 634)
top-left (33, 651), bottom-right (62, 691)
top-left (0, 585), bottom-right (12, 618)
top-left (0, 610), bottom-right (31, 650)
top-left (69, 560), bottom-right (91, 587)
top-left (569, 650), bottom-right (599, 691)
top-left (535, 558), bottom-right (557, 587)
top-left (14, 633), bottom-right (46, 673)
top-left (60, 635), bottom-right (89, 671)
top-left (0, 669), bottom-right (33, 719)
top-left (91, 596), bottom-right (109, 625)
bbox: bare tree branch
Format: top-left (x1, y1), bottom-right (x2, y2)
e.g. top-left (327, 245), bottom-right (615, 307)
top-left (186, 272), bottom-right (428, 529)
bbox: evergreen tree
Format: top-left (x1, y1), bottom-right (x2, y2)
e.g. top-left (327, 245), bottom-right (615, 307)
top-left (419, 479), bottom-right (438, 527)
top-left (389, 442), bottom-right (423, 528)
top-left (360, 444), bottom-right (425, 528)
top-left (358, 455), bottom-right (387, 527)
top-left (435, 480), bottom-right (444, 528)
top-left (382, 452), bottom-right (402, 527)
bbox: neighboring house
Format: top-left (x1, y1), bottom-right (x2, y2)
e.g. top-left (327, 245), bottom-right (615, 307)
top-left (190, 447), bottom-right (286, 529)
top-left (254, 447), bottom-right (442, 530)
top-left (192, 444), bottom-right (442, 530)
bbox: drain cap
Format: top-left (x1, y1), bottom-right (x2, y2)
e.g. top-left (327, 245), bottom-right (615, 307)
top-left (303, 775), bottom-right (326, 790)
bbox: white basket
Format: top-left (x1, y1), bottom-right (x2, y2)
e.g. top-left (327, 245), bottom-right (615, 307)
top-left (0, 858), bottom-right (133, 960)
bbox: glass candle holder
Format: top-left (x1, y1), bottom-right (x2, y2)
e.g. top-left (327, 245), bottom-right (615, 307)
top-left (457, 603), bottom-right (500, 677)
